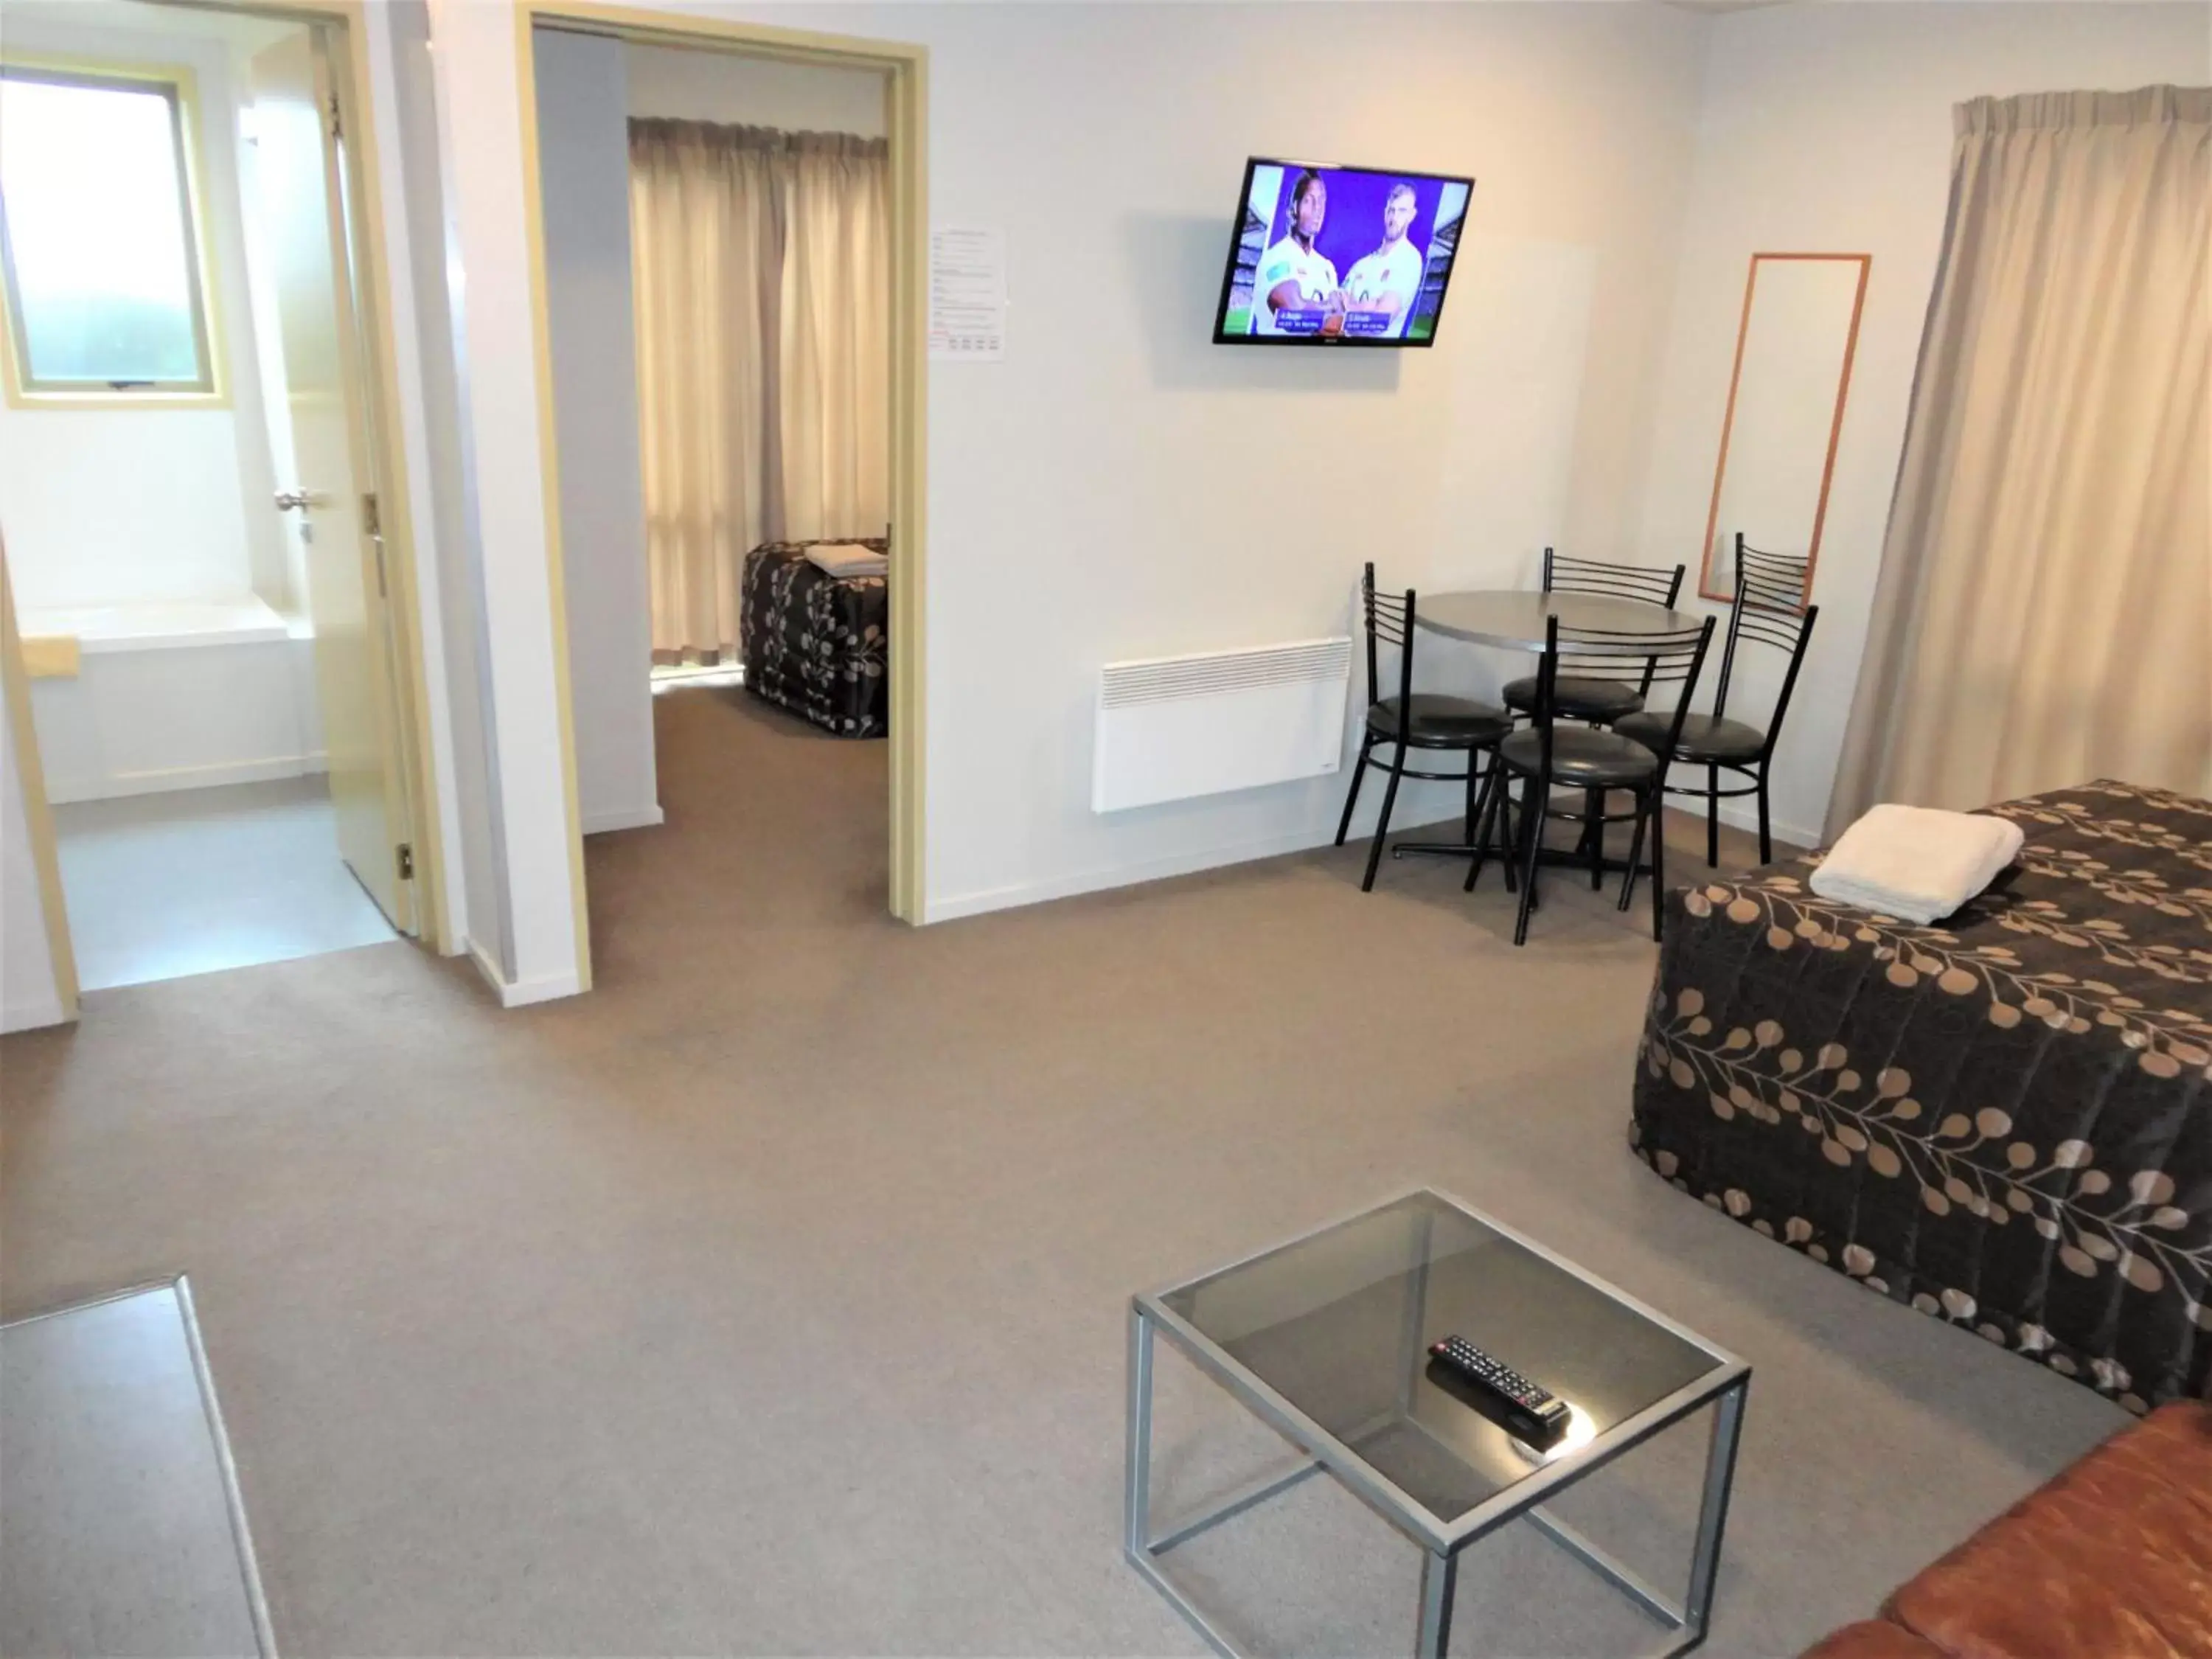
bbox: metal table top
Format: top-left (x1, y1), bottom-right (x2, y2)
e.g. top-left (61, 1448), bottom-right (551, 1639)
top-left (1414, 590), bottom-right (1704, 652)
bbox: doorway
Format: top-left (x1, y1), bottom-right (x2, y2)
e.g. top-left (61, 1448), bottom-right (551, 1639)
top-left (516, 3), bottom-right (928, 946)
top-left (0, 0), bottom-right (431, 1006)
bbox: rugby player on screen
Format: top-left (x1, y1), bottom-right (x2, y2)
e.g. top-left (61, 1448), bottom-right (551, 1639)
top-left (1252, 170), bottom-right (1341, 335)
top-left (1340, 181), bottom-right (1425, 338)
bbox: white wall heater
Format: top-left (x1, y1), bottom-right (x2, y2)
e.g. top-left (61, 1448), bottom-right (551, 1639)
top-left (1092, 637), bottom-right (1354, 813)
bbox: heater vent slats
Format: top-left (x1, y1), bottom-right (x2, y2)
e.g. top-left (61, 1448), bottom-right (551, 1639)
top-left (1093, 638), bottom-right (1352, 813)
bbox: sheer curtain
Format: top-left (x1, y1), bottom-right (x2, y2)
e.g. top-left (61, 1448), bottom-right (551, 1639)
top-left (627, 120), bottom-right (888, 664)
top-left (1826, 87), bottom-right (2211, 835)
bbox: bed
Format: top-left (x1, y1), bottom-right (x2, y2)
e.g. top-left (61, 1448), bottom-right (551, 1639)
top-left (1632, 779), bottom-right (2211, 1411)
top-left (739, 538), bottom-right (889, 738)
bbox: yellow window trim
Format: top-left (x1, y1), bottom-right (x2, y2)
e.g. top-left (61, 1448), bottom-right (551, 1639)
top-left (0, 51), bottom-right (231, 411)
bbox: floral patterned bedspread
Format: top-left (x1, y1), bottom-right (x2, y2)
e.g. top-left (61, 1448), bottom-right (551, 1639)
top-left (1631, 779), bottom-right (2211, 1411)
top-left (739, 540), bottom-right (889, 738)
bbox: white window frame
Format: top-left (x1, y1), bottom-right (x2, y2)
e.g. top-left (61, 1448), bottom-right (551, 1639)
top-left (0, 58), bottom-right (223, 406)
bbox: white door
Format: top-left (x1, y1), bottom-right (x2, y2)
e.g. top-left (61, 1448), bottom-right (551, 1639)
top-left (248, 32), bottom-right (414, 932)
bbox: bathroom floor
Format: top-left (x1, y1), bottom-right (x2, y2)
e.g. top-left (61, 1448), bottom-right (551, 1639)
top-left (53, 777), bottom-right (397, 992)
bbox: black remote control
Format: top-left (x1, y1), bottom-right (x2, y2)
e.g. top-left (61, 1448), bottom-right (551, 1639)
top-left (1427, 1335), bottom-right (1573, 1447)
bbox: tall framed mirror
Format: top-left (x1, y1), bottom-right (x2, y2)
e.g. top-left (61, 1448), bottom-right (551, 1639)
top-left (1699, 252), bottom-right (1871, 603)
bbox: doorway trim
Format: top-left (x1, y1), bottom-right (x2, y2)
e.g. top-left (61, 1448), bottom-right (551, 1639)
top-left (0, 541), bottom-right (79, 1027)
top-left (0, 0), bottom-right (453, 1021)
top-left (512, 0), bottom-right (930, 939)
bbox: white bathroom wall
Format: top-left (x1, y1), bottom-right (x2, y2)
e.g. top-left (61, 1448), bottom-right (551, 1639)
top-left (534, 27), bottom-right (659, 838)
top-left (1, 5), bottom-right (331, 807)
top-left (0, 5), bottom-right (294, 614)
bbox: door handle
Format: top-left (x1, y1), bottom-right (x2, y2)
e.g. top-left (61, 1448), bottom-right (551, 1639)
top-left (274, 490), bottom-right (324, 512)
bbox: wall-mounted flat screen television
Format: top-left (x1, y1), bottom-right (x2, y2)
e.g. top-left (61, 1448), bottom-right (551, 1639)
top-left (1213, 159), bottom-right (1473, 347)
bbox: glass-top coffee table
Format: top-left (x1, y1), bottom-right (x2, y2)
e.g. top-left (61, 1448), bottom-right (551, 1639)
top-left (1125, 1190), bottom-right (1749, 1658)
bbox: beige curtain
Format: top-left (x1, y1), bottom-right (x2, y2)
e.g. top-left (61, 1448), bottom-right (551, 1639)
top-left (1827, 86), bottom-right (2211, 838)
top-left (627, 120), bottom-right (888, 664)
top-left (779, 133), bottom-right (890, 542)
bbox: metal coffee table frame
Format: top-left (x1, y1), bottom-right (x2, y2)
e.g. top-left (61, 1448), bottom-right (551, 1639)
top-left (1124, 1190), bottom-right (1750, 1658)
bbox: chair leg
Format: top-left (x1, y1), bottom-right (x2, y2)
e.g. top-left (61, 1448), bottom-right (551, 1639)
top-left (1497, 776), bottom-right (1519, 893)
top-left (1363, 748), bottom-right (1405, 893)
top-left (1649, 782), bottom-right (1670, 942)
top-left (1464, 762), bottom-right (1504, 893)
top-left (1756, 770), bottom-right (1773, 866)
top-left (1463, 750), bottom-right (1483, 846)
top-left (1513, 782), bottom-right (1550, 946)
top-left (1620, 790), bottom-right (1650, 913)
top-left (1587, 788), bottom-right (1606, 890)
top-left (1335, 740), bottom-right (1372, 847)
top-left (1706, 765), bottom-right (1721, 867)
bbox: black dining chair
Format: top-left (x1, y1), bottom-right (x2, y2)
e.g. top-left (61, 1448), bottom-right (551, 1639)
top-left (1613, 542), bottom-right (1818, 866)
top-left (1336, 564), bottom-right (1513, 892)
top-left (1499, 548), bottom-right (1688, 724)
top-left (1466, 613), bottom-right (1714, 945)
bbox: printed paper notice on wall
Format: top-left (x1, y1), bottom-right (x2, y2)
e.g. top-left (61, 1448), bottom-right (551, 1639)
top-left (930, 228), bottom-right (1006, 360)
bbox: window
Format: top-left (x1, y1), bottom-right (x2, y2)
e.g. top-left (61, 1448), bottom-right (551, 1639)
top-left (0, 64), bottom-right (216, 397)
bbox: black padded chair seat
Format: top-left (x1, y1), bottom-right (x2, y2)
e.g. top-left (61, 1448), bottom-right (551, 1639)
top-left (1497, 726), bottom-right (1659, 787)
top-left (1501, 674), bottom-right (1646, 723)
top-left (1367, 695), bottom-right (1511, 748)
top-left (1614, 710), bottom-right (1766, 762)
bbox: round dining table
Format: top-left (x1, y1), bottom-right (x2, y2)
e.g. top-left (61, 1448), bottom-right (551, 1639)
top-left (1392, 587), bottom-right (1705, 876)
top-left (1413, 588), bottom-right (1705, 650)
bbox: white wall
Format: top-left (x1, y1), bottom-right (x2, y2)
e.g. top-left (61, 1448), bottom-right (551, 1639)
top-left (1632, 2), bottom-right (2212, 846)
top-left (423, 1), bottom-right (1713, 951)
top-left (430, 1), bottom-right (2212, 986)
top-left (422, 0), bottom-right (588, 1003)
top-left (535, 27), bottom-right (660, 838)
top-left (0, 8), bottom-right (293, 616)
top-left (625, 40), bottom-right (886, 134)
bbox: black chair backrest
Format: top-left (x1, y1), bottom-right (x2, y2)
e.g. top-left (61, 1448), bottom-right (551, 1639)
top-left (1714, 545), bottom-right (1820, 745)
top-left (1531, 613), bottom-right (1715, 773)
top-left (1357, 563), bottom-right (1421, 731)
top-left (1542, 546), bottom-right (1686, 609)
top-left (1733, 535), bottom-right (1809, 611)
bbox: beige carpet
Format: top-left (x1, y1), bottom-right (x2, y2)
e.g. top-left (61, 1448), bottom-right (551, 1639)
top-left (1, 688), bottom-right (2127, 1656)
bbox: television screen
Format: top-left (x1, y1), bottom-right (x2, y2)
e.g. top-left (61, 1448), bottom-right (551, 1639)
top-left (1212, 159), bottom-right (1473, 347)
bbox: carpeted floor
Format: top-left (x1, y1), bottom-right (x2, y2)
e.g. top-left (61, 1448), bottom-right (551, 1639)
top-left (1, 687), bottom-right (2127, 1657)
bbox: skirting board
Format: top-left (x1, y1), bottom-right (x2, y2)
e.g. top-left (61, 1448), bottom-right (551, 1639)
top-left (45, 753), bottom-right (330, 806)
top-left (581, 804), bottom-right (664, 835)
top-left (1705, 796), bottom-right (1821, 855)
top-left (924, 798), bottom-right (1823, 927)
top-left (466, 937), bottom-right (585, 1009)
top-left (923, 817), bottom-right (1461, 925)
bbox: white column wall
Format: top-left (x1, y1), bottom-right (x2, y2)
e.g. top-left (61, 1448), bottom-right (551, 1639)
top-left (534, 26), bottom-right (659, 839)
top-left (420, 0), bottom-right (585, 1002)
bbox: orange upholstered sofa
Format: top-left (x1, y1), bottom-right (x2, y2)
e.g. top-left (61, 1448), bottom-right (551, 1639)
top-left (1801, 1399), bottom-right (2212, 1658)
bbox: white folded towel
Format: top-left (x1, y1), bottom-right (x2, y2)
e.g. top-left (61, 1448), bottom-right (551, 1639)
top-left (1808, 804), bottom-right (2025, 925)
top-left (804, 542), bottom-right (888, 578)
